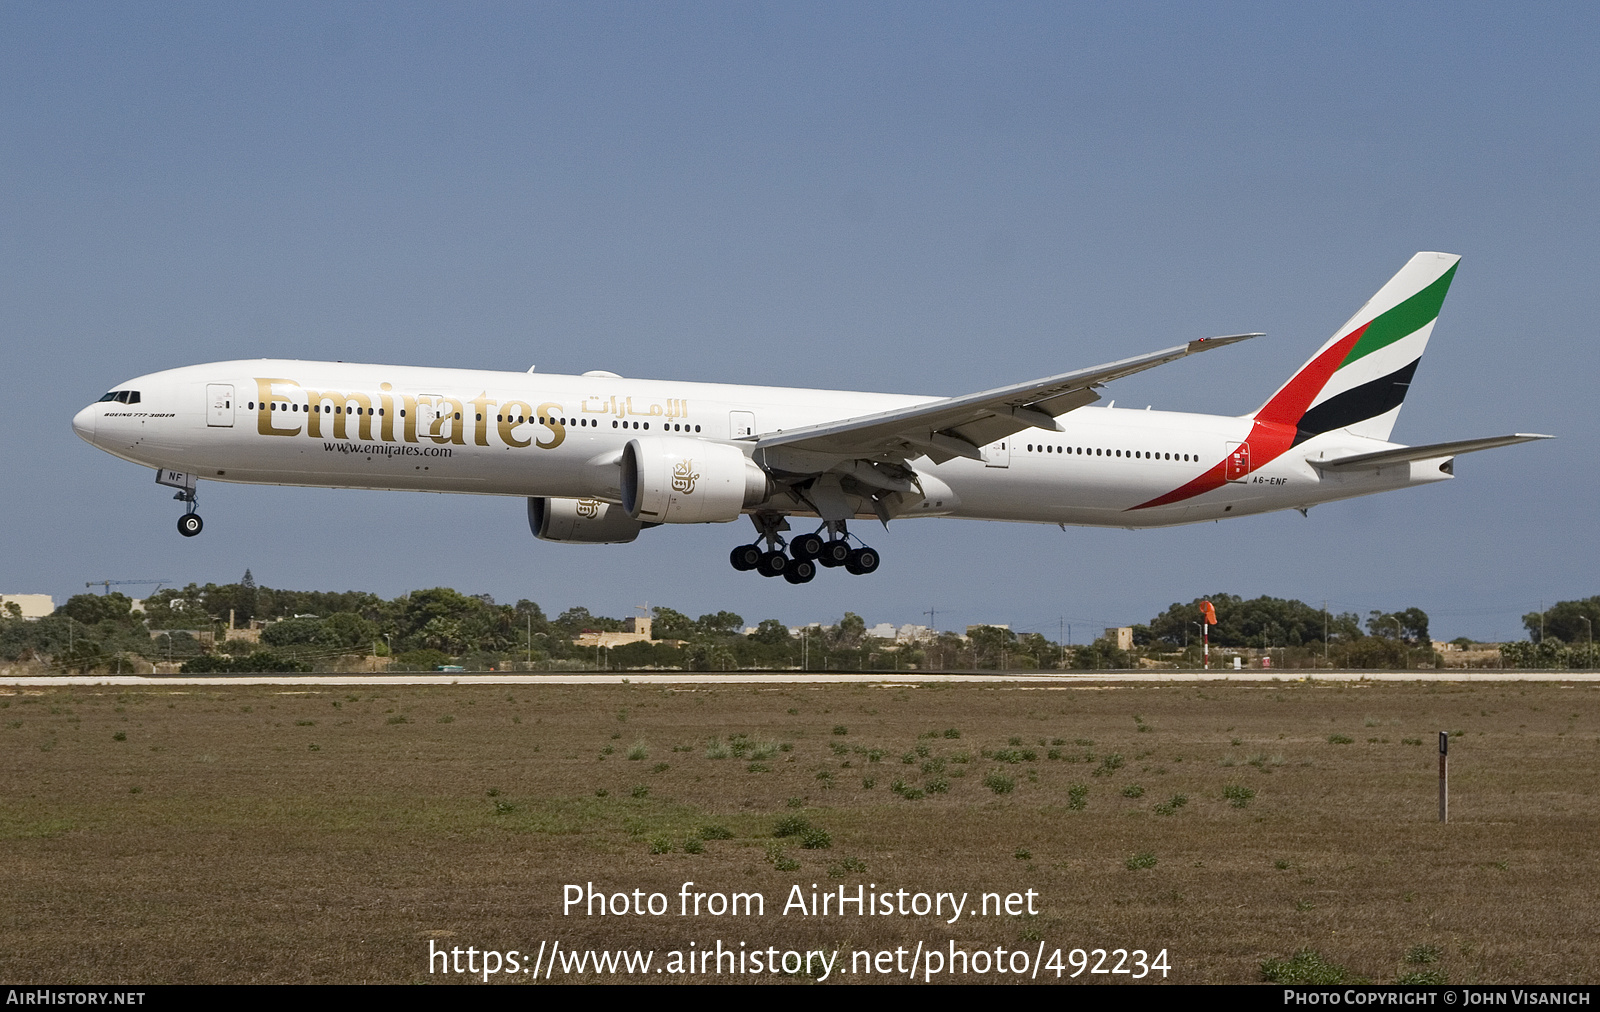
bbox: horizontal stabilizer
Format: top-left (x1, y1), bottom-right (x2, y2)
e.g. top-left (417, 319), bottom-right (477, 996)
top-left (1312, 433), bottom-right (1552, 472)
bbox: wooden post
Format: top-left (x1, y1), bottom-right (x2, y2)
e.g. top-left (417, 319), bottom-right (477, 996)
top-left (1438, 731), bottom-right (1449, 823)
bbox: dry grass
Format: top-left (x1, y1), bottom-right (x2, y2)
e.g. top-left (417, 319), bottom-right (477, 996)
top-left (1, 679), bottom-right (1596, 983)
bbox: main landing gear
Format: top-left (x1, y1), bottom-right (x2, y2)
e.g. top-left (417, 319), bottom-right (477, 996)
top-left (729, 516), bottom-right (879, 584)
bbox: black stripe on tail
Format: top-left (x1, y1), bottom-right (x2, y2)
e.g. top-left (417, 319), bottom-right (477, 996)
top-left (1293, 359), bottom-right (1419, 445)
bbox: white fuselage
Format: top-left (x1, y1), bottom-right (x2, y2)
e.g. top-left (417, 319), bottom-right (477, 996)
top-left (72, 360), bottom-right (1450, 531)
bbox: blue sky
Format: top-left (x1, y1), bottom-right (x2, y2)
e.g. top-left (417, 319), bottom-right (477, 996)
top-left (3, 3), bottom-right (1595, 641)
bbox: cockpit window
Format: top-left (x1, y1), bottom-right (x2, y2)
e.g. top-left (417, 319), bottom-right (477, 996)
top-left (98, 390), bottom-right (140, 404)
top-left (98, 392), bottom-right (117, 402)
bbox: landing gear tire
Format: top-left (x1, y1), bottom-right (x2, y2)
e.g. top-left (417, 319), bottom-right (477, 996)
top-left (845, 546), bottom-right (879, 575)
top-left (177, 514), bottom-right (204, 538)
top-left (783, 559), bottom-right (817, 584)
top-left (756, 551), bottom-right (789, 578)
top-left (817, 539), bottom-right (851, 568)
top-left (730, 544), bottom-right (763, 571)
top-left (790, 532), bottom-right (824, 561)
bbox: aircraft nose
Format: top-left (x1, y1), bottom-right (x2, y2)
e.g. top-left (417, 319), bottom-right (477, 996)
top-left (72, 404), bottom-right (98, 444)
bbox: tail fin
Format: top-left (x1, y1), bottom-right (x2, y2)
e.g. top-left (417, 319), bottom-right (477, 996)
top-left (1255, 252), bottom-right (1459, 443)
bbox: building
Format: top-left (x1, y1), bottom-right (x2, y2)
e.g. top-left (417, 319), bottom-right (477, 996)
top-left (0, 594), bottom-right (55, 620)
top-left (1105, 627), bottom-right (1134, 651)
top-left (573, 616), bottom-right (654, 648)
top-left (895, 624), bottom-right (934, 643)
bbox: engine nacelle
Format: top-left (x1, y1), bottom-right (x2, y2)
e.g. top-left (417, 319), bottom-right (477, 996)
top-left (527, 497), bottom-right (643, 544)
top-left (621, 436), bottom-right (770, 524)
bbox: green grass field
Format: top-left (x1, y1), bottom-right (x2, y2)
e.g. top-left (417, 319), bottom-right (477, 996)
top-left (2, 679), bottom-right (1596, 983)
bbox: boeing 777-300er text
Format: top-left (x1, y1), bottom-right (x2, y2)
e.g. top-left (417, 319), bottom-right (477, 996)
top-left (74, 252), bottom-right (1548, 584)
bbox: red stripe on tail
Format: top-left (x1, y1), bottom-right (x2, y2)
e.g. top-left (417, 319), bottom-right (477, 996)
top-left (1254, 324), bottom-right (1366, 429)
top-left (1127, 324), bottom-right (1368, 511)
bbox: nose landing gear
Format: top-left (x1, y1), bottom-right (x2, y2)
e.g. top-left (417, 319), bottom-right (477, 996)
top-left (157, 469), bottom-right (204, 537)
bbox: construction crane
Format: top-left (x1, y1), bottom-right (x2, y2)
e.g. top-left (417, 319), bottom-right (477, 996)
top-left (85, 579), bottom-right (173, 595)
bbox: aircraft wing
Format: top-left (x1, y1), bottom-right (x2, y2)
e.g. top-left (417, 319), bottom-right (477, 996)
top-left (753, 333), bottom-right (1259, 465)
top-left (1311, 433), bottom-right (1553, 472)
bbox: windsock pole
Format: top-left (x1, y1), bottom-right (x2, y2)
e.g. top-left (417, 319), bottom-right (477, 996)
top-left (1199, 599), bottom-right (1217, 671)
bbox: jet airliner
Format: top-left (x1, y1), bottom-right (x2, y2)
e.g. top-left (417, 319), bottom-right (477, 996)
top-left (72, 252), bottom-right (1547, 584)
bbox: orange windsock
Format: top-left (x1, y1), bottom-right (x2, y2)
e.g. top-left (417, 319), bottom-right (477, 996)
top-left (1199, 600), bottom-right (1218, 625)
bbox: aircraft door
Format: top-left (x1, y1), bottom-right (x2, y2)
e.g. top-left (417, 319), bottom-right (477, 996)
top-left (729, 411), bottom-right (755, 438)
top-left (985, 438), bottom-right (1011, 468)
top-left (420, 395), bottom-right (446, 438)
top-left (206, 384), bottom-right (235, 427)
top-left (1225, 441), bottom-right (1251, 481)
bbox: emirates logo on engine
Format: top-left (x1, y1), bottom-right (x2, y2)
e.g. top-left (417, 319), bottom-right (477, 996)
top-left (575, 498), bottom-right (602, 518)
top-left (671, 459), bottom-right (700, 495)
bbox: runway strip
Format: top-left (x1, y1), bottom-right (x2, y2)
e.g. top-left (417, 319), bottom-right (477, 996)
top-left (4, 670), bottom-right (1597, 688)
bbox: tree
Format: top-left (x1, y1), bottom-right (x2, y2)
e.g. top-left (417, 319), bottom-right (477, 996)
top-left (827, 613), bottom-right (867, 651)
top-left (1524, 597), bottom-right (1600, 645)
top-left (696, 611), bottom-right (745, 637)
top-left (750, 619), bottom-right (791, 646)
top-left (322, 612), bottom-right (378, 650)
top-left (1070, 635), bottom-right (1129, 670)
top-left (513, 599), bottom-right (549, 634)
top-left (919, 632), bottom-right (970, 670)
top-left (59, 593), bottom-right (137, 627)
top-left (1018, 632), bottom-right (1056, 668)
top-left (239, 569), bottom-right (258, 622)
top-left (394, 588), bottom-right (516, 655)
top-left (1147, 594), bottom-right (1360, 649)
top-left (1367, 608), bottom-right (1429, 643)
top-left (648, 607), bottom-right (697, 641)
top-left (261, 616), bottom-right (323, 647)
top-left (967, 625), bottom-right (1018, 668)
top-left (1335, 636), bottom-right (1412, 669)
